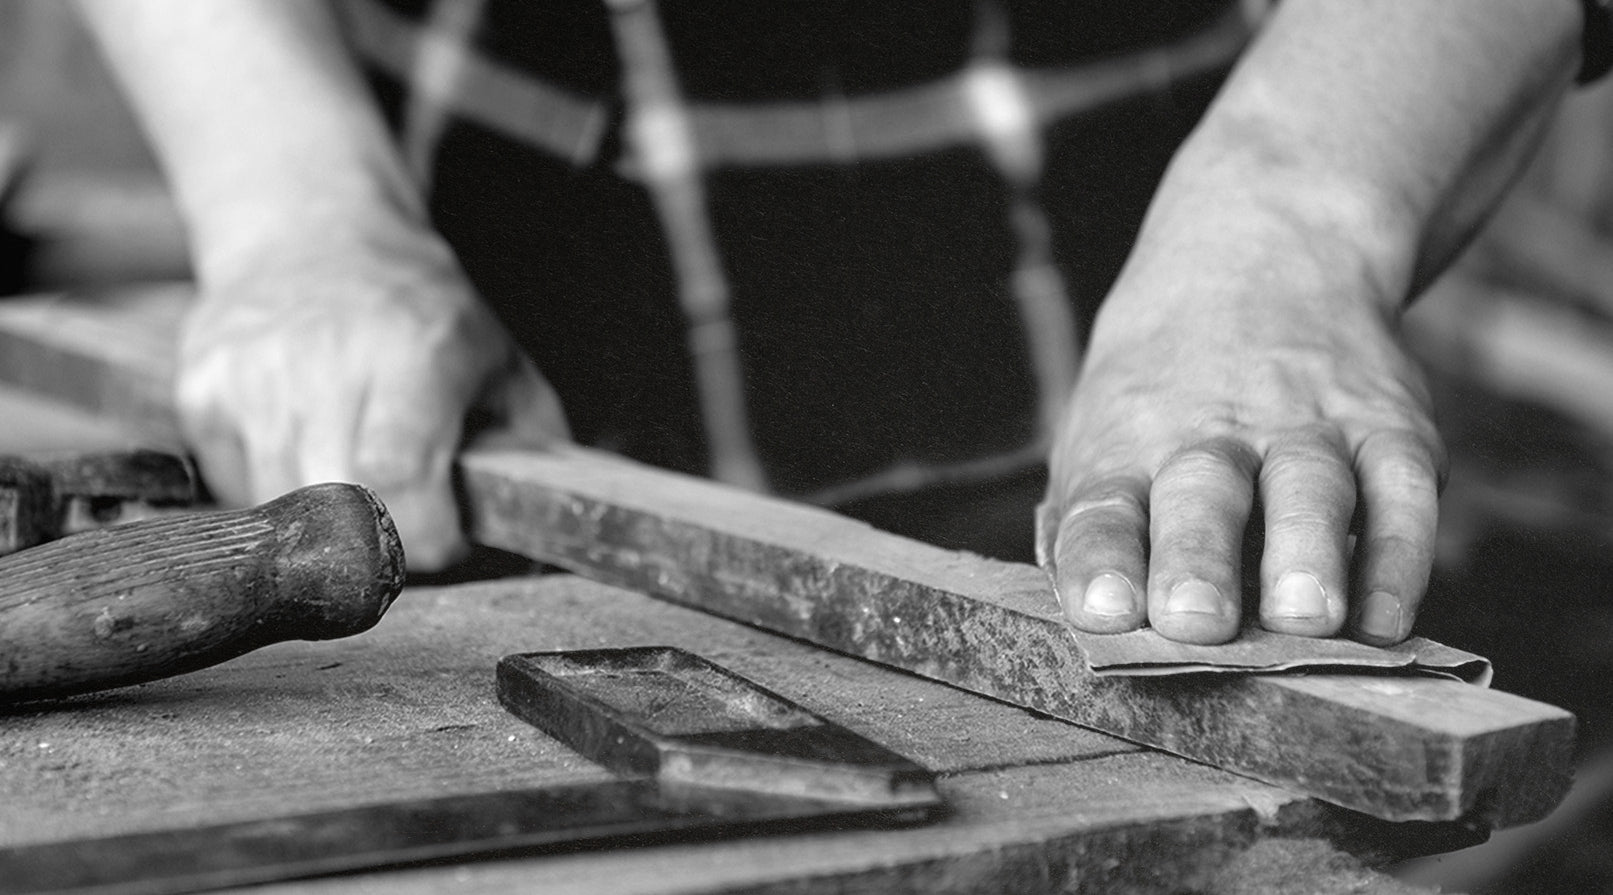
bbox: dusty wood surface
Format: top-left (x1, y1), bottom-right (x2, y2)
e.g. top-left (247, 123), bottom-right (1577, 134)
top-left (0, 575), bottom-right (1435, 894)
top-left (0, 285), bottom-right (1576, 828)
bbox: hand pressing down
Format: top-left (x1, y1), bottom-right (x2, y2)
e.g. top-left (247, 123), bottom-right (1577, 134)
top-left (1041, 284), bottom-right (1445, 647)
top-left (177, 232), bottom-right (568, 572)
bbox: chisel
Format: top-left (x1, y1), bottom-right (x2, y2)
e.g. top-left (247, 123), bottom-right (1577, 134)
top-left (0, 481), bottom-right (405, 703)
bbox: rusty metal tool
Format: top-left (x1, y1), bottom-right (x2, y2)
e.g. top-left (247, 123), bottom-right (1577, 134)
top-left (1, 647), bottom-right (943, 894)
top-left (0, 481), bottom-right (404, 703)
top-left (0, 449), bottom-right (198, 556)
top-left (497, 647), bottom-right (942, 812)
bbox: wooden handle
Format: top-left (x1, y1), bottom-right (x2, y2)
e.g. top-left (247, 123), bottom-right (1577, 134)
top-left (0, 482), bottom-right (406, 703)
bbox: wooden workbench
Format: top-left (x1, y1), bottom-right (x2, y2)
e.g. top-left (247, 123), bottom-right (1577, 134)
top-left (0, 384), bottom-right (1458, 894)
top-left (0, 572), bottom-right (1445, 895)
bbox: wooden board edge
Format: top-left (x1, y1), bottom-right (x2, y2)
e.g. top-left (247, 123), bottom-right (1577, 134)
top-left (459, 446), bottom-right (1575, 827)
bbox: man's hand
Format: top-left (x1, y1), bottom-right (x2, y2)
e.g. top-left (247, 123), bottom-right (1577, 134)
top-left (1040, 0), bottom-right (1582, 645)
top-left (179, 229), bottom-right (567, 572)
top-left (72, 0), bottom-right (571, 571)
top-left (1042, 258), bottom-right (1444, 646)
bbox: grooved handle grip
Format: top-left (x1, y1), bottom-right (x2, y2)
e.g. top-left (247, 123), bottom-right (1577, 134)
top-left (0, 483), bottom-right (405, 703)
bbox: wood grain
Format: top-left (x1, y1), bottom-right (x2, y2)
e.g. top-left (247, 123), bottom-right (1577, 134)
top-left (0, 285), bottom-right (1577, 828)
top-left (462, 445), bottom-right (1573, 827)
top-left (0, 577), bottom-right (1430, 894)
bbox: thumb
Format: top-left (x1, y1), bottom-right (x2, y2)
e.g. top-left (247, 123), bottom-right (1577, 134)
top-left (351, 371), bottom-right (470, 573)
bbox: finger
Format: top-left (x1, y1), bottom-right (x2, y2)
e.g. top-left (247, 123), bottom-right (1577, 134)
top-left (350, 346), bottom-right (465, 489)
top-left (177, 351), bottom-right (250, 506)
top-left (1349, 430), bottom-right (1443, 645)
top-left (1256, 429), bottom-right (1354, 637)
top-left (372, 473), bottom-right (464, 572)
top-left (177, 314), bottom-right (257, 506)
top-left (1146, 438), bottom-right (1259, 644)
top-left (236, 398), bottom-right (302, 503)
top-left (296, 359), bottom-right (363, 487)
top-left (176, 358), bottom-right (281, 507)
top-left (1049, 474), bottom-right (1150, 633)
top-left (177, 396), bottom-right (253, 507)
top-left (352, 361), bottom-right (469, 573)
top-left (217, 352), bottom-right (306, 503)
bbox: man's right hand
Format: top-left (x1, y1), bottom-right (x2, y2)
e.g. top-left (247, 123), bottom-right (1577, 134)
top-left (178, 227), bottom-right (568, 572)
top-left (70, 1), bottom-right (570, 571)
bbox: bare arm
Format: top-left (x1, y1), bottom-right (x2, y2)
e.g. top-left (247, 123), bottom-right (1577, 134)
top-left (72, 1), bottom-right (422, 275)
top-left (1046, 0), bottom-right (1582, 644)
top-left (73, 0), bottom-right (567, 571)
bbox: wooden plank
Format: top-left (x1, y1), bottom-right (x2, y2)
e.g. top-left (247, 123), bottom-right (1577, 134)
top-left (1, 576), bottom-right (1344, 895)
top-left (462, 446), bottom-right (1572, 827)
top-left (0, 285), bottom-right (1576, 827)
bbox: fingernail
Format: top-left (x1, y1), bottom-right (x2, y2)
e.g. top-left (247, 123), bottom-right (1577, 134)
top-left (1165, 579), bottom-right (1222, 616)
top-left (1359, 590), bottom-right (1403, 641)
top-left (1082, 573), bottom-right (1137, 618)
top-left (1272, 571), bottom-right (1328, 620)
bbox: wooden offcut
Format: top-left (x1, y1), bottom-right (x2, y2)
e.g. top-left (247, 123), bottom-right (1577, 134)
top-left (0, 285), bottom-right (1577, 827)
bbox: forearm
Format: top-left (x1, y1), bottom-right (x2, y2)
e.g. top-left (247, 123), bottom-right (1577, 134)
top-left (72, 0), bottom-right (423, 280)
top-left (1048, 1), bottom-right (1585, 645)
top-left (1114, 0), bottom-right (1581, 321)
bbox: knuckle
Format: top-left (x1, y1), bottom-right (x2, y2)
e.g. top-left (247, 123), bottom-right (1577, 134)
top-left (1261, 447), bottom-right (1354, 490)
top-left (1269, 422), bottom-right (1350, 456)
top-left (1160, 438), bottom-right (1259, 485)
top-left (1357, 436), bottom-right (1443, 500)
top-left (1060, 487), bottom-right (1147, 527)
top-left (1265, 505), bottom-right (1348, 538)
top-left (1363, 530), bottom-right (1427, 557)
top-left (1356, 428), bottom-right (1442, 474)
top-left (1363, 502), bottom-right (1437, 544)
top-left (1172, 531), bottom-right (1244, 567)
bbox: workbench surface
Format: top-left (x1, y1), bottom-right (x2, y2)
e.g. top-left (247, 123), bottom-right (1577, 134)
top-left (0, 383), bottom-right (1456, 894)
top-left (1, 572), bottom-right (1435, 895)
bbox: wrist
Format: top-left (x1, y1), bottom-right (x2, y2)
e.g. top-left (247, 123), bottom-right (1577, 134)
top-left (1105, 119), bottom-right (1422, 332)
top-left (183, 149), bottom-right (431, 285)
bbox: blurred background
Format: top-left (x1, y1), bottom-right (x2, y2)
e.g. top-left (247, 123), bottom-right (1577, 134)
top-left (3, 3), bottom-right (1611, 892)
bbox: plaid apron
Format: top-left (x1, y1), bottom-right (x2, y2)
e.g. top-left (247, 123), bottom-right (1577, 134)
top-left (337, 0), bottom-right (1255, 558)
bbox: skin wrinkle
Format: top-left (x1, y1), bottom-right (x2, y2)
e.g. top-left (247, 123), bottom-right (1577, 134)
top-left (1059, 487), bottom-right (1147, 524)
top-left (1353, 428), bottom-right (1447, 485)
top-left (1260, 494), bottom-right (1354, 535)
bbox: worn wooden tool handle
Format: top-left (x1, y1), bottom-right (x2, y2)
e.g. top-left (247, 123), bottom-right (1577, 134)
top-left (0, 482), bottom-right (405, 703)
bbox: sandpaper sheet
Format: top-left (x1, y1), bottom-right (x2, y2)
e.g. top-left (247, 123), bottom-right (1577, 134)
top-left (1070, 625), bottom-right (1493, 685)
top-left (1035, 505), bottom-right (1493, 685)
